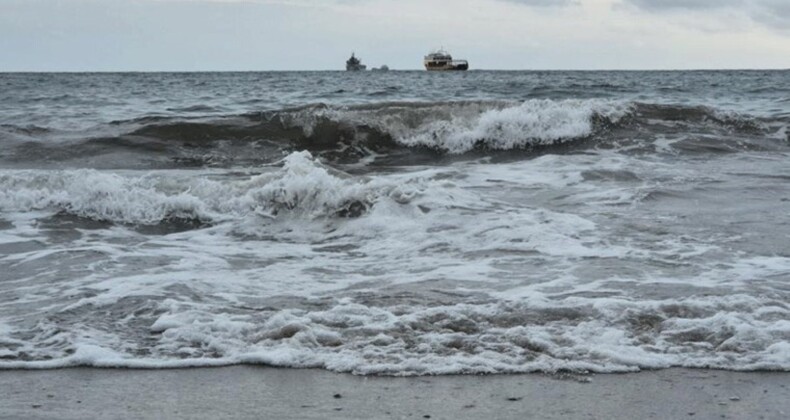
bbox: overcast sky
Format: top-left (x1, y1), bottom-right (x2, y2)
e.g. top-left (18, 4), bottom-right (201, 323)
top-left (1, 0), bottom-right (789, 71)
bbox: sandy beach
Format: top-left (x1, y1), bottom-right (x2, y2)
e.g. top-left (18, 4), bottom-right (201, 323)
top-left (1, 367), bottom-right (788, 419)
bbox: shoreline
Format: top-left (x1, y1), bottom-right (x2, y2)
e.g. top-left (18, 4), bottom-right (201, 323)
top-left (1, 367), bottom-right (788, 419)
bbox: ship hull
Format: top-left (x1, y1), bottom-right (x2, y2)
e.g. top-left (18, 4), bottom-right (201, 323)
top-left (424, 65), bottom-right (468, 71)
top-left (423, 60), bottom-right (468, 71)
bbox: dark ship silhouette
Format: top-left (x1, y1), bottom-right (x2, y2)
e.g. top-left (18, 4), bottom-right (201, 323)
top-left (346, 53), bottom-right (367, 71)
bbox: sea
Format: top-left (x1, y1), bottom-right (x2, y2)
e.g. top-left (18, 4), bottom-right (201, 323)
top-left (1, 70), bottom-right (789, 375)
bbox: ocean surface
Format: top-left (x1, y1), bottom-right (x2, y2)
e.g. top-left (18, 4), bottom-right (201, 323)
top-left (1, 70), bottom-right (789, 375)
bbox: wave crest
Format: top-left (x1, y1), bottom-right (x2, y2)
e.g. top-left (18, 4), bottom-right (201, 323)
top-left (238, 151), bottom-right (416, 218)
top-left (278, 99), bottom-right (631, 154)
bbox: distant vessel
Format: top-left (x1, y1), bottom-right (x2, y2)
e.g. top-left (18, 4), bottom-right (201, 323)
top-left (346, 53), bottom-right (367, 71)
top-left (424, 49), bottom-right (468, 71)
top-left (372, 65), bottom-right (390, 72)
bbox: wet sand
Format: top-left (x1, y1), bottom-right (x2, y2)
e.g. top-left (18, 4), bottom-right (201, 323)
top-left (1, 367), bottom-right (787, 419)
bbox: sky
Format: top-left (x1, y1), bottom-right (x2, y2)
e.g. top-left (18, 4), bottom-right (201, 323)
top-left (1, 0), bottom-right (790, 71)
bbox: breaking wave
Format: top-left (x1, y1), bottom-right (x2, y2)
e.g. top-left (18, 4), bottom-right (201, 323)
top-left (0, 151), bottom-right (418, 225)
top-left (274, 99), bottom-right (631, 153)
top-left (3, 100), bottom-right (786, 168)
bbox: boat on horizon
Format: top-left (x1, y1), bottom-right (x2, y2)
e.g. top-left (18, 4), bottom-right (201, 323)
top-left (424, 49), bottom-right (468, 71)
top-left (346, 53), bottom-right (367, 71)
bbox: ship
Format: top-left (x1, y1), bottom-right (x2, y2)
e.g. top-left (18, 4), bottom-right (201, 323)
top-left (424, 49), bottom-right (468, 71)
top-left (346, 53), bottom-right (367, 71)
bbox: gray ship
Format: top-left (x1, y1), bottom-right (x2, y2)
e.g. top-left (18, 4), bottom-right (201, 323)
top-left (346, 53), bottom-right (367, 71)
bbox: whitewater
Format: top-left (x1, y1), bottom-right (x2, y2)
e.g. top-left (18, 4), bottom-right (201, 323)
top-left (0, 70), bottom-right (789, 375)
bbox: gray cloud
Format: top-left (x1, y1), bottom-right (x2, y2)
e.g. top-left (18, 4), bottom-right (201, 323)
top-left (625, 0), bottom-right (740, 10)
top-left (500, 0), bottom-right (579, 7)
top-left (751, 0), bottom-right (790, 28)
top-left (624, 0), bottom-right (790, 29)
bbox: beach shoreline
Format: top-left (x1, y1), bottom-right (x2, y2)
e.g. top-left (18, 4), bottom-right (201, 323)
top-left (1, 367), bottom-right (787, 419)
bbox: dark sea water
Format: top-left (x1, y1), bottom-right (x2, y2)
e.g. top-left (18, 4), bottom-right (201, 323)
top-left (1, 71), bottom-right (789, 374)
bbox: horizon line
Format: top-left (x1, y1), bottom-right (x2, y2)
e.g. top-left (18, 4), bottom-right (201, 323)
top-left (2, 68), bottom-right (789, 73)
